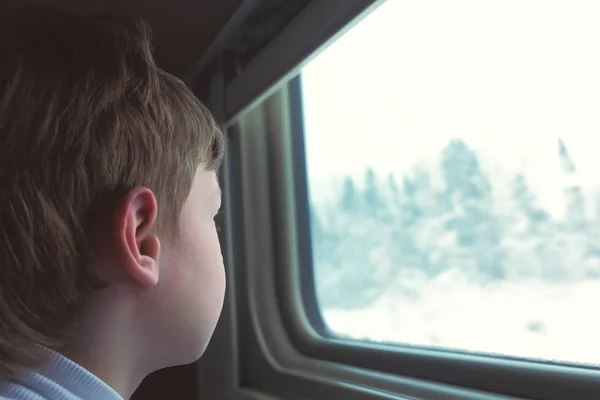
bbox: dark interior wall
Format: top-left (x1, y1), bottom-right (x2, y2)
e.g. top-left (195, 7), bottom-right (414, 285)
top-left (132, 363), bottom-right (201, 400)
top-left (0, 0), bottom-right (242, 77)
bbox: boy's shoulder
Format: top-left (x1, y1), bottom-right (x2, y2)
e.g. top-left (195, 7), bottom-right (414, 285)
top-left (0, 351), bottom-right (122, 400)
top-left (0, 380), bottom-right (46, 399)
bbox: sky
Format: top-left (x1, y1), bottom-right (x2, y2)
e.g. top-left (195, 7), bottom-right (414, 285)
top-left (300, 0), bottom-right (600, 216)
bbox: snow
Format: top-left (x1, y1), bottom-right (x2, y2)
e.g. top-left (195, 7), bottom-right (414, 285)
top-left (322, 271), bottom-right (600, 366)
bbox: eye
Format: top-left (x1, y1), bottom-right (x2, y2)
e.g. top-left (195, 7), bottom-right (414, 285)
top-left (214, 210), bottom-right (225, 232)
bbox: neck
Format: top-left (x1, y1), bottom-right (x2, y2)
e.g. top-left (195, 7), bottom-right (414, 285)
top-left (61, 291), bottom-right (154, 399)
top-left (61, 343), bottom-right (144, 400)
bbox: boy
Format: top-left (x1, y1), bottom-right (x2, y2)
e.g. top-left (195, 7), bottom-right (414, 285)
top-left (0, 7), bottom-right (226, 400)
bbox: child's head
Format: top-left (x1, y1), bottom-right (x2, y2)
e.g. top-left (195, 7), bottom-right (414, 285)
top-left (0, 7), bottom-right (225, 385)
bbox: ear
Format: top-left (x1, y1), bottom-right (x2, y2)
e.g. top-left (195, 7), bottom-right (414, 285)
top-left (113, 187), bottom-right (161, 287)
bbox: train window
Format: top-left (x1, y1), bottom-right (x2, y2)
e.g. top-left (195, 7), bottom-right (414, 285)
top-left (300, 0), bottom-right (600, 366)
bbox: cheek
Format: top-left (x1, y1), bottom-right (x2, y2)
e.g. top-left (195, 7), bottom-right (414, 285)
top-left (153, 220), bottom-right (225, 361)
top-left (193, 224), bottom-right (226, 309)
top-left (181, 220), bottom-right (226, 327)
top-left (163, 217), bottom-right (225, 299)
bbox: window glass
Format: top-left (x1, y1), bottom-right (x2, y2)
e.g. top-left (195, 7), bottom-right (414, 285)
top-left (300, 0), bottom-right (600, 365)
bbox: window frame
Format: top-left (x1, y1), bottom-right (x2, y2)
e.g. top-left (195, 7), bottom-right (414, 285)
top-left (275, 76), bottom-right (600, 400)
top-left (218, 80), bottom-right (520, 400)
top-left (200, 0), bottom-right (600, 398)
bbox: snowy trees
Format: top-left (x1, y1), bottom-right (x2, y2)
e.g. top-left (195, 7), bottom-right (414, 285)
top-left (310, 138), bottom-right (600, 310)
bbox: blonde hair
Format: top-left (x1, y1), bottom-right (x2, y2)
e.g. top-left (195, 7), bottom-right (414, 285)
top-left (0, 7), bottom-right (223, 378)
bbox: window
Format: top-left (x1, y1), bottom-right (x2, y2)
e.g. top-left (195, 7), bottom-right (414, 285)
top-left (300, 0), bottom-right (600, 366)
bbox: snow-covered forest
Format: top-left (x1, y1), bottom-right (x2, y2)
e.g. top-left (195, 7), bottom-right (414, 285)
top-left (309, 137), bottom-right (600, 365)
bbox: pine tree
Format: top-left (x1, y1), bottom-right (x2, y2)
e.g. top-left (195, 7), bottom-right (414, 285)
top-left (558, 137), bottom-right (576, 174)
top-left (585, 193), bottom-right (600, 278)
top-left (388, 173), bottom-right (400, 206)
top-left (439, 139), bottom-right (505, 280)
top-left (384, 165), bottom-right (444, 279)
top-left (511, 173), bottom-right (549, 232)
top-left (556, 138), bottom-right (592, 281)
top-left (315, 173), bottom-right (388, 310)
top-left (558, 137), bottom-right (586, 229)
top-left (506, 172), bottom-right (554, 280)
top-left (364, 167), bottom-right (382, 209)
top-left (340, 175), bottom-right (358, 213)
